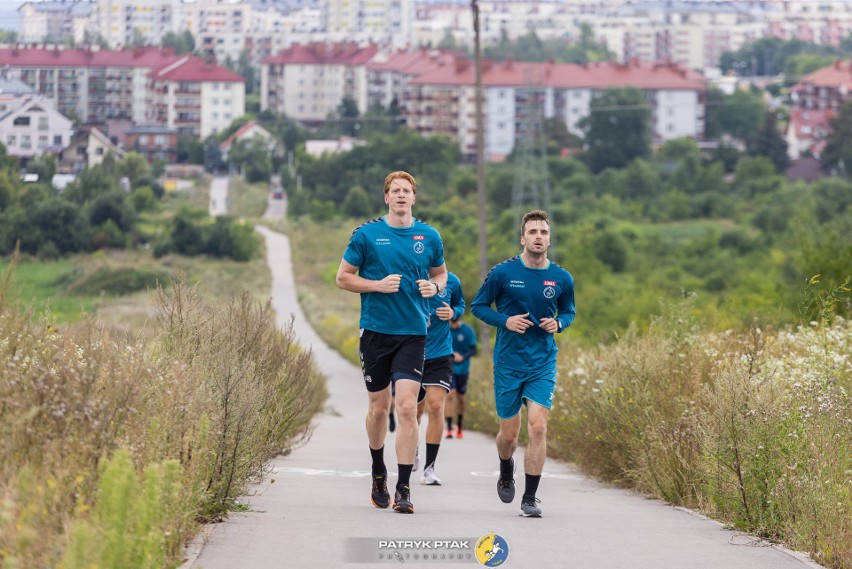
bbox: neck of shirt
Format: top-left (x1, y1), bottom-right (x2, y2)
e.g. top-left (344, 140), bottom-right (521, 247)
top-left (520, 252), bottom-right (550, 270)
top-left (385, 212), bottom-right (414, 228)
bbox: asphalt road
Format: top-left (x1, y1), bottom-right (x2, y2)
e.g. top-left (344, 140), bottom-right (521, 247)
top-left (187, 226), bottom-right (822, 569)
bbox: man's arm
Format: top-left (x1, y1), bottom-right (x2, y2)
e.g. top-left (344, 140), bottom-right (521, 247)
top-left (336, 259), bottom-right (401, 294)
top-left (417, 263), bottom-right (448, 298)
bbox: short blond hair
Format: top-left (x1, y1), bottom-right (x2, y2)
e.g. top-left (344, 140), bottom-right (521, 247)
top-left (384, 171), bottom-right (417, 195)
top-left (521, 210), bottom-right (550, 236)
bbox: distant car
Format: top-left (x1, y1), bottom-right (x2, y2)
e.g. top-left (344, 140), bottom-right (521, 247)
top-left (272, 189), bottom-right (284, 200)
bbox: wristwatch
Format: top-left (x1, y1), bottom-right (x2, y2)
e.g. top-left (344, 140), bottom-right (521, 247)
top-left (433, 281), bottom-right (441, 294)
top-left (557, 320), bottom-right (563, 332)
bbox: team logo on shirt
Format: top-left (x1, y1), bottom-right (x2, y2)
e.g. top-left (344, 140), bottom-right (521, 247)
top-left (543, 284), bottom-right (556, 299)
top-left (438, 288), bottom-right (448, 298)
top-left (413, 242), bottom-right (425, 254)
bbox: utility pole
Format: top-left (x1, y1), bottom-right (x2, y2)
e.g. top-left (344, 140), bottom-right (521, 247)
top-left (471, 0), bottom-right (490, 353)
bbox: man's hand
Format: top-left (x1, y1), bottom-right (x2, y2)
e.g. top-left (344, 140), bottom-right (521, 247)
top-left (417, 279), bottom-right (438, 298)
top-left (505, 313), bottom-right (534, 333)
top-left (377, 274), bottom-right (402, 293)
top-left (539, 317), bottom-right (559, 334)
top-left (453, 351), bottom-right (463, 363)
top-left (435, 301), bottom-right (453, 321)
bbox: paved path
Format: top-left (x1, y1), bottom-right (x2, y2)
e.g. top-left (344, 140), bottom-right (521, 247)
top-left (209, 176), bottom-right (229, 216)
top-left (189, 226), bottom-right (821, 569)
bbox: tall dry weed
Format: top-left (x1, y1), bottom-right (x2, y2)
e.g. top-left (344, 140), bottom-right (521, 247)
top-left (0, 273), bottom-right (325, 568)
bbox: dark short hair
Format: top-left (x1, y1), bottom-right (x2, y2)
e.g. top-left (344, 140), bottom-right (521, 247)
top-left (521, 210), bottom-right (550, 236)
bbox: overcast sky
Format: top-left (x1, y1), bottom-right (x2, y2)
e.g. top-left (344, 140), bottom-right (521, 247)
top-left (0, 0), bottom-right (20, 32)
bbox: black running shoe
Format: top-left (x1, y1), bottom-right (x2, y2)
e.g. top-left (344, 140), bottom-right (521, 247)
top-left (497, 457), bottom-right (515, 503)
top-left (371, 473), bottom-right (390, 509)
top-left (393, 484), bottom-right (414, 514)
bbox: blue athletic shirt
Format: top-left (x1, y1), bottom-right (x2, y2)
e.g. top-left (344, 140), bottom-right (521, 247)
top-left (425, 272), bottom-right (465, 359)
top-left (471, 255), bottom-right (575, 372)
top-left (343, 216), bottom-right (445, 336)
top-left (451, 322), bottom-right (477, 375)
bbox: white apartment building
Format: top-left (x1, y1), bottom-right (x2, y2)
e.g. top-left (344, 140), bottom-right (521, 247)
top-left (405, 56), bottom-right (706, 160)
top-left (261, 43), bottom-right (377, 121)
top-left (95, 0), bottom-right (176, 48)
top-left (18, 1), bottom-right (92, 45)
top-left (320, 0), bottom-right (414, 47)
top-left (148, 55), bottom-right (246, 138)
top-left (0, 96), bottom-right (73, 159)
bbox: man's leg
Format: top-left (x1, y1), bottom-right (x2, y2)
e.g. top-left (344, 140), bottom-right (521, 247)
top-left (520, 402), bottom-right (549, 517)
top-left (392, 379), bottom-right (420, 513)
top-left (366, 387), bottom-right (392, 462)
top-left (496, 414), bottom-right (521, 503)
top-left (444, 390), bottom-right (455, 436)
top-left (421, 385), bottom-right (448, 485)
top-left (366, 387), bottom-right (392, 509)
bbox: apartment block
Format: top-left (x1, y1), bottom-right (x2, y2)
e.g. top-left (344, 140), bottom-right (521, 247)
top-left (147, 55), bottom-right (245, 138)
top-left (261, 42), bottom-right (377, 122)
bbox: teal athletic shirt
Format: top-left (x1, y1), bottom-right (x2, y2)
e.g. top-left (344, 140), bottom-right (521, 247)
top-left (471, 255), bottom-right (575, 372)
top-left (451, 323), bottom-right (477, 376)
top-left (425, 272), bottom-right (465, 360)
top-left (343, 216), bottom-right (445, 336)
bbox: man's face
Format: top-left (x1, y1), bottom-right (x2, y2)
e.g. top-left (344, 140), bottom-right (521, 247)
top-left (520, 219), bottom-right (550, 255)
top-left (385, 178), bottom-right (415, 214)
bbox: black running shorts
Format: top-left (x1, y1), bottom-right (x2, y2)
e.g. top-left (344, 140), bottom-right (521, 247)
top-left (452, 373), bottom-right (470, 394)
top-left (359, 329), bottom-right (425, 393)
top-left (422, 355), bottom-right (453, 391)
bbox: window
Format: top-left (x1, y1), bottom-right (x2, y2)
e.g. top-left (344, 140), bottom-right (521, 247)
top-left (140, 135), bottom-right (149, 144)
top-left (13, 116), bottom-right (30, 127)
top-left (96, 147), bottom-right (104, 155)
top-left (39, 116), bottom-right (48, 130)
top-left (21, 135), bottom-right (31, 149)
top-left (53, 135), bottom-right (62, 145)
top-left (6, 135), bottom-right (15, 146)
top-left (39, 135), bottom-right (47, 146)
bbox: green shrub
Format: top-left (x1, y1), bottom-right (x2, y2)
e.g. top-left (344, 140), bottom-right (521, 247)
top-left (65, 265), bottom-right (170, 296)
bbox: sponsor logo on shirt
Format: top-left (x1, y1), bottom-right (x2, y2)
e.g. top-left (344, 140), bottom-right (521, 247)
top-left (375, 238), bottom-right (391, 246)
top-left (544, 280), bottom-right (556, 286)
top-left (509, 280), bottom-right (525, 289)
top-left (413, 235), bottom-right (425, 240)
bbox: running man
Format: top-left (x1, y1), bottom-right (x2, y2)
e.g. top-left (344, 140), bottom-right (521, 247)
top-left (471, 210), bottom-right (575, 518)
top-left (336, 171), bottom-right (448, 514)
top-left (445, 316), bottom-right (477, 439)
top-left (415, 271), bottom-right (465, 486)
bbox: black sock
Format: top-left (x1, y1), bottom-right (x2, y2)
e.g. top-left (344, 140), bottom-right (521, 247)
top-left (499, 456), bottom-right (514, 474)
top-left (524, 473), bottom-right (541, 498)
top-left (370, 446), bottom-right (385, 476)
top-left (446, 417), bottom-right (453, 430)
top-left (457, 415), bottom-right (464, 430)
top-left (424, 443), bottom-right (440, 470)
top-left (397, 464), bottom-right (413, 488)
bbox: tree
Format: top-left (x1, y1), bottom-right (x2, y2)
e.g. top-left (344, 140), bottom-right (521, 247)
top-left (161, 30), bottom-right (195, 55)
top-left (747, 111), bottom-right (790, 173)
top-left (821, 99), bottom-right (852, 176)
top-left (718, 89), bottom-right (765, 142)
top-left (337, 97), bottom-right (360, 137)
top-left (579, 87), bottom-right (651, 173)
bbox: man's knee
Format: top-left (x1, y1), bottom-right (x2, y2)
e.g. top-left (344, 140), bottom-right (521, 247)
top-left (528, 417), bottom-right (547, 441)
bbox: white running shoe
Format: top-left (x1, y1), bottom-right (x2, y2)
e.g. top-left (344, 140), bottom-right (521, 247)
top-left (420, 465), bottom-right (442, 486)
top-left (413, 445), bottom-right (420, 472)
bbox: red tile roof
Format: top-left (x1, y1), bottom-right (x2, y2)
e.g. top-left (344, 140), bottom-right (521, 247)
top-left (368, 49), bottom-right (459, 75)
top-left (408, 57), bottom-right (705, 91)
top-left (150, 56), bottom-right (244, 82)
top-left (265, 43), bottom-right (378, 66)
top-left (0, 46), bottom-right (181, 68)
top-left (793, 60), bottom-right (852, 92)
